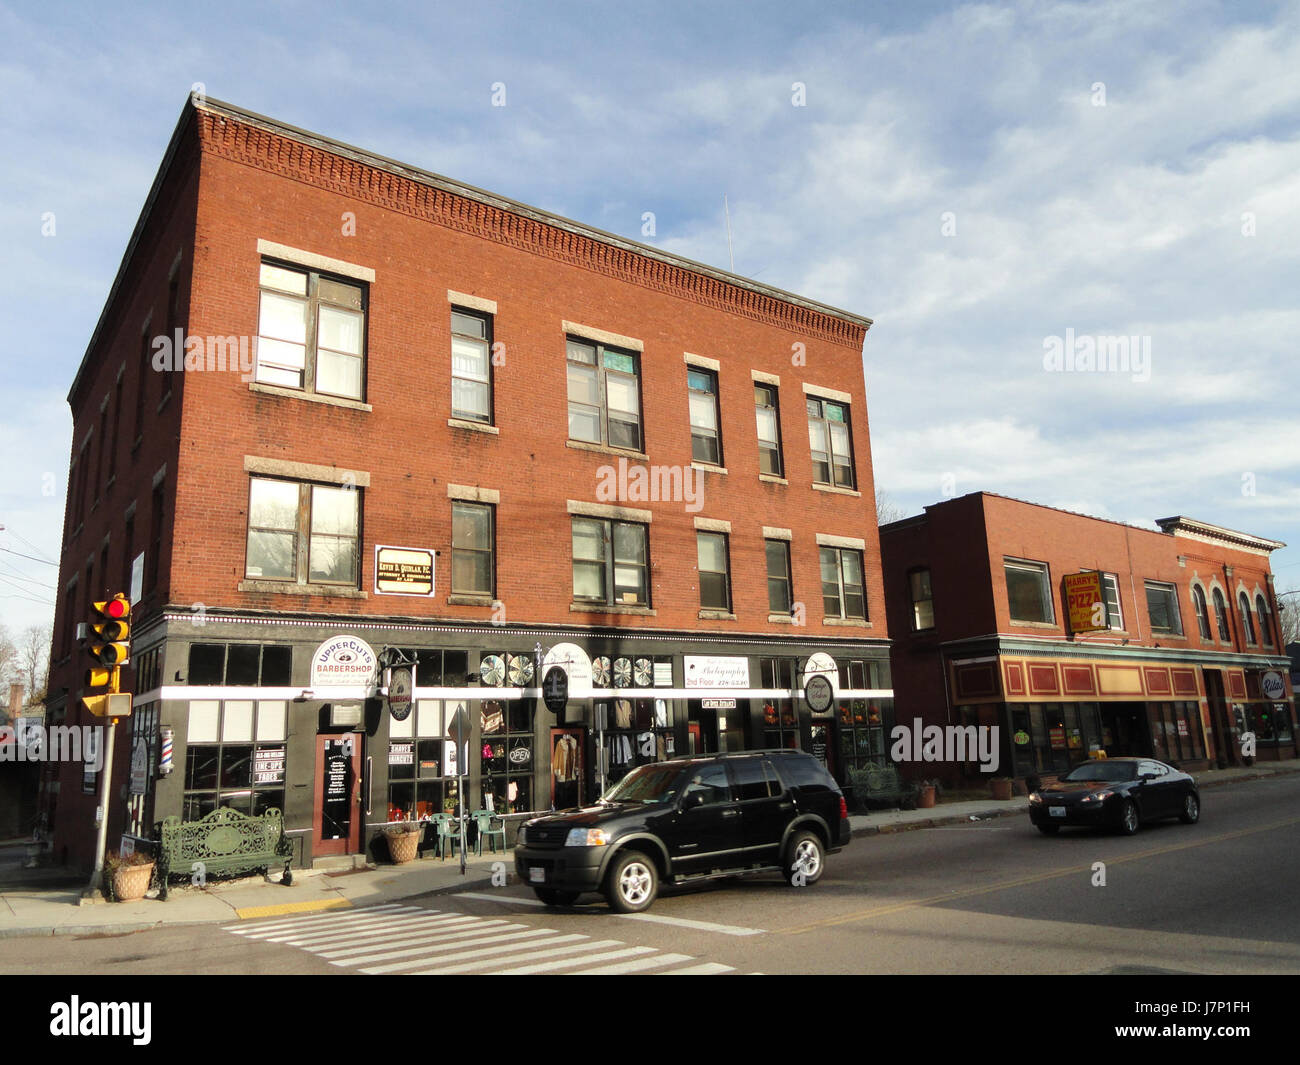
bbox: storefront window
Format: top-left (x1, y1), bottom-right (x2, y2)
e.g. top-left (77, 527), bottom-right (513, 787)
top-left (480, 698), bottom-right (534, 814)
top-left (603, 698), bottom-right (675, 786)
top-left (388, 699), bottom-right (459, 822)
top-left (183, 699), bottom-right (287, 821)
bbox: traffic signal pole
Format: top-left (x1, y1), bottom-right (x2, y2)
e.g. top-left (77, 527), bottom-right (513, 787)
top-left (81, 593), bottom-right (132, 897)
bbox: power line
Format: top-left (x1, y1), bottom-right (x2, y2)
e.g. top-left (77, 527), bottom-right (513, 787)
top-left (0, 560), bottom-right (55, 590)
top-left (0, 547), bottom-right (57, 567)
top-left (4, 528), bottom-right (55, 565)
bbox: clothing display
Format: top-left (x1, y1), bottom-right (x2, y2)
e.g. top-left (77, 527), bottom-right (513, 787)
top-left (615, 700), bottom-right (633, 729)
top-left (552, 734), bottom-right (579, 781)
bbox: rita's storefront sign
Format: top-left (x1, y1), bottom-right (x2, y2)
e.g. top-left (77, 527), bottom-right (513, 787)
top-left (311, 634), bottom-right (378, 688)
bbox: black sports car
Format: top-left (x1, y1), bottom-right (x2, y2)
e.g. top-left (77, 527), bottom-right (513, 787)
top-left (1028, 757), bottom-right (1199, 836)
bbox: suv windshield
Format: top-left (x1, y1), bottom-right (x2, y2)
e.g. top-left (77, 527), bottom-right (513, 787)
top-left (1063, 761), bottom-right (1138, 783)
top-left (601, 763), bottom-right (684, 804)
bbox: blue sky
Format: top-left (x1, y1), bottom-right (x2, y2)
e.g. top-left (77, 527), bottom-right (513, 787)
top-left (2, 0), bottom-right (1299, 634)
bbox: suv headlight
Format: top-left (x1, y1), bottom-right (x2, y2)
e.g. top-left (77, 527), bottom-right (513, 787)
top-left (565, 828), bottom-right (610, 847)
top-left (1028, 791), bottom-right (1042, 805)
top-left (515, 824), bottom-right (527, 846)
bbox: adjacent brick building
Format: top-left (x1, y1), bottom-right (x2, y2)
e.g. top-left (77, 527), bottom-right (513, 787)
top-left (880, 493), bottom-right (1297, 788)
top-left (44, 95), bottom-right (892, 872)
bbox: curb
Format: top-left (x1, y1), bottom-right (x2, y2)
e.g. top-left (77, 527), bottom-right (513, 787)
top-left (0, 921), bottom-right (168, 939)
top-left (851, 804), bottom-right (1027, 837)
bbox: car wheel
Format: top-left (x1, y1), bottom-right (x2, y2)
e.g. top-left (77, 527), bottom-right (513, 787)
top-left (785, 831), bottom-right (824, 886)
top-left (1118, 799), bottom-right (1140, 836)
top-left (534, 888), bottom-right (579, 907)
top-left (1179, 793), bottom-right (1200, 825)
top-left (1037, 824), bottom-right (1060, 836)
top-left (605, 851), bottom-right (657, 913)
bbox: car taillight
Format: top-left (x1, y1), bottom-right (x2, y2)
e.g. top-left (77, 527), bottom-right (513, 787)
top-left (839, 797), bottom-right (848, 820)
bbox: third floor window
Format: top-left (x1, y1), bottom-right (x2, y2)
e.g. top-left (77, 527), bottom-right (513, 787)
top-left (754, 384), bottom-right (783, 476)
top-left (256, 262), bottom-right (367, 401)
top-left (567, 338), bottom-right (641, 451)
top-left (688, 369), bottom-right (721, 465)
top-left (806, 396), bottom-right (855, 488)
top-left (450, 308), bottom-right (493, 423)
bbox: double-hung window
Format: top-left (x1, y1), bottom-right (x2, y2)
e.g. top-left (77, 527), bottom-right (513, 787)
top-left (572, 518), bottom-right (649, 606)
top-left (1238, 592), bottom-right (1257, 644)
top-left (755, 384), bottom-right (783, 476)
top-left (256, 262), bottom-right (366, 400)
top-left (1256, 594), bottom-right (1273, 646)
top-left (1145, 580), bottom-right (1183, 636)
top-left (688, 369), bottom-right (721, 464)
top-left (1005, 559), bottom-right (1053, 624)
top-left (1101, 573), bottom-right (1123, 630)
top-left (567, 339), bottom-right (641, 450)
top-left (696, 531), bottom-right (731, 611)
top-left (1192, 585), bottom-right (1212, 639)
top-left (245, 477), bottom-right (360, 587)
top-left (820, 546), bottom-right (866, 620)
top-left (910, 568), bottom-right (934, 630)
top-left (1212, 588), bottom-right (1231, 641)
top-left (450, 308), bottom-right (492, 423)
top-left (806, 396), bottom-right (855, 488)
top-left (766, 539), bottom-right (792, 614)
top-left (451, 502), bottom-right (494, 596)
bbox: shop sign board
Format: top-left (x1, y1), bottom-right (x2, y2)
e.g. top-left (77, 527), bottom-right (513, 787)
top-left (1261, 671), bottom-right (1286, 701)
top-left (684, 655), bottom-right (750, 689)
top-left (388, 664), bottom-right (414, 721)
top-left (388, 742), bottom-right (414, 766)
top-left (311, 634), bottom-right (378, 688)
top-left (701, 698), bottom-right (737, 710)
top-left (1049, 725), bottom-right (1067, 749)
top-left (542, 667), bottom-right (569, 714)
top-left (374, 545), bottom-right (435, 596)
top-left (254, 747), bottom-right (286, 784)
top-left (804, 675), bottom-right (834, 714)
top-left (129, 738), bottom-right (149, 795)
top-left (1064, 571), bottom-right (1107, 633)
top-left (542, 643), bottom-right (593, 698)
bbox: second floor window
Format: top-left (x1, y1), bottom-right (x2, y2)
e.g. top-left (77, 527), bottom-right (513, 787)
top-left (572, 518), bottom-right (648, 606)
top-left (687, 369), bottom-right (721, 465)
top-left (806, 396), bottom-right (855, 488)
top-left (1145, 581), bottom-right (1183, 636)
top-left (1192, 585), bottom-right (1211, 639)
top-left (754, 384), bottom-right (783, 476)
top-left (1256, 594), bottom-right (1273, 646)
top-left (246, 477), bottom-right (359, 587)
top-left (450, 309), bottom-right (492, 423)
top-left (451, 502), bottom-right (494, 596)
top-left (1102, 573), bottom-right (1123, 630)
top-left (910, 569), bottom-right (934, 630)
top-left (567, 339), bottom-right (641, 451)
top-left (1238, 592), bottom-right (1257, 645)
top-left (696, 531), bottom-right (731, 611)
top-left (820, 546), bottom-right (866, 620)
top-left (766, 539), bottom-right (792, 614)
top-left (257, 262), bottom-right (366, 400)
top-left (1212, 588), bottom-right (1231, 641)
top-left (1005, 559), bottom-right (1053, 624)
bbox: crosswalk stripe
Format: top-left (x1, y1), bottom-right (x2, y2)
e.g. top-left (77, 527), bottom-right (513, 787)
top-left (241, 907), bottom-right (421, 939)
top-left (307, 915), bottom-right (488, 952)
top-left (261, 911), bottom-right (438, 944)
top-left (618, 913), bottom-right (765, 936)
top-left (660, 962), bottom-right (736, 975)
top-left (320, 921), bottom-right (525, 961)
top-left (569, 952), bottom-right (697, 975)
top-left (492, 946), bottom-right (660, 975)
top-left (455, 891), bottom-right (547, 907)
top-left (356, 930), bottom-right (578, 973)
top-left (410, 938), bottom-right (623, 975)
top-left (274, 913), bottom-right (471, 947)
top-left (230, 903), bottom-right (407, 934)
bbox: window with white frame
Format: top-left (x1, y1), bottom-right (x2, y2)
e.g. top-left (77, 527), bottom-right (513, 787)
top-left (450, 308), bottom-right (493, 423)
top-left (806, 396), bottom-right (855, 488)
top-left (1005, 559), bottom-right (1053, 624)
top-left (256, 262), bottom-right (366, 400)
top-left (245, 477), bottom-right (359, 587)
top-left (820, 546), bottom-right (866, 620)
top-left (754, 384), bottom-right (783, 476)
top-left (567, 338), bottom-right (642, 451)
top-left (1101, 573), bottom-right (1123, 630)
top-left (696, 531), bottom-right (731, 611)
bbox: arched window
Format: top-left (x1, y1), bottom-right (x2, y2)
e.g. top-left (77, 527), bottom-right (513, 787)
top-left (1212, 589), bottom-right (1231, 641)
top-left (1192, 585), bottom-right (1211, 640)
top-left (1256, 594), bottom-right (1273, 646)
top-left (1238, 592), bottom-right (1257, 644)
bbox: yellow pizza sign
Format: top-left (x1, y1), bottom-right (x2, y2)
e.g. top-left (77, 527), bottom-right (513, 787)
top-left (1064, 571), bottom-right (1108, 633)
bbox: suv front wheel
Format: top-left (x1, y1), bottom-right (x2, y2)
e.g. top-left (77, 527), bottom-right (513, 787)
top-left (784, 831), bottom-right (824, 886)
top-left (605, 850), bottom-right (658, 913)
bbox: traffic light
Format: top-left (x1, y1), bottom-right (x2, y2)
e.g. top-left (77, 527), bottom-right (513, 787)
top-left (88, 594), bottom-right (131, 669)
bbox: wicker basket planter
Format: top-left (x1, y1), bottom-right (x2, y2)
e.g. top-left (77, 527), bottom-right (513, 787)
top-left (106, 855), bottom-right (155, 902)
top-left (384, 823), bottom-right (422, 864)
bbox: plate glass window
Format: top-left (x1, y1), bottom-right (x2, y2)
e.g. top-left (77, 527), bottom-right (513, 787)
top-left (571, 518), bottom-right (648, 606)
top-left (256, 262), bottom-right (365, 400)
top-left (910, 568), bottom-right (934, 630)
top-left (696, 531), bottom-right (730, 611)
top-left (754, 384), bottom-right (783, 476)
top-left (567, 338), bottom-right (641, 451)
top-left (765, 539), bottom-right (792, 614)
top-left (450, 309), bottom-right (492, 423)
top-left (688, 369), bottom-right (721, 465)
top-left (820, 547), bottom-right (866, 620)
top-left (451, 502), bottom-right (494, 596)
top-left (1005, 559), bottom-right (1053, 624)
top-left (1145, 581), bottom-right (1183, 636)
top-left (806, 397), bottom-right (855, 488)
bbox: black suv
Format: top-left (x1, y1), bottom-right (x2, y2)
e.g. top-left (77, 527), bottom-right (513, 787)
top-left (514, 750), bottom-right (851, 912)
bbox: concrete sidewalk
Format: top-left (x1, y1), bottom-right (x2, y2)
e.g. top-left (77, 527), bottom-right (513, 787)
top-left (2, 760), bottom-right (1294, 939)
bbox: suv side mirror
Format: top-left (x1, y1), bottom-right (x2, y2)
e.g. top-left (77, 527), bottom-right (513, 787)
top-left (680, 792), bottom-right (705, 812)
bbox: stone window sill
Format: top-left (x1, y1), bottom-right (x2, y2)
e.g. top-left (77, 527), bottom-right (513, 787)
top-left (812, 483), bottom-right (862, 498)
top-left (448, 418), bottom-right (499, 435)
top-left (447, 593), bottom-right (495, 606)
top-left (768, 613), bottom-right (797, 624)
top-left (565, 440), bottom-right (648, 461)
top-left (823, 617), bottom-right (871, 628)
top-left (239, 579), bottom-right (367, 598)
top-left (570, 602), bottom-right (656, 616)
top-left (691, 462), bottom-right (728, 476)
top-left (759, 474), bottom-right (788, 485)
top-left (248, 381), bottom-right (373, 412)
top-left (698, 609), bottom-right (737, 621)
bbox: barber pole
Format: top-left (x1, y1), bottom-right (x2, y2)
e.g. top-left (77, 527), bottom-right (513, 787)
top-left (159, 727), bottom-right (173, 775)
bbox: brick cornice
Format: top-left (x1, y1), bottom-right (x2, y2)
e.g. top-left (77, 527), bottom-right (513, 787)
top-left (195, 108), bottom-right (867, 348)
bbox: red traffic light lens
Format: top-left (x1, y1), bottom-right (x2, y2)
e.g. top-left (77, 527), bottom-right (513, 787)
top-left (105, 597), bottom-right (129, 619)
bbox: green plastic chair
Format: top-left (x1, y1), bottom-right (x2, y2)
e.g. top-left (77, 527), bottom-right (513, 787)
top-left (473, 810), bottom-right (506, 855)
top-left (433, 814), bottom-right (460, 860)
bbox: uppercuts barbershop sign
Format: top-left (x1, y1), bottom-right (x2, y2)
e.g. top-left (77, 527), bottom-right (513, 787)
top-left (311, 634), bottom-right (378, 688)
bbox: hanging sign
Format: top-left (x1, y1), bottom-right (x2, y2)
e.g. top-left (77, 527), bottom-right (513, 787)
top-left (388, 664), bottom-right (414, 721)
top-left (804, 675), bottom-right (834, 714)
top-left (1064, 571), bottom-right (1107, 634)
top-left (1261, 671), bottom-right (1285, 701)
top-left (129, 738), bottom-right (149, 795)
top-left (542, 667), bottom-right (569, 715)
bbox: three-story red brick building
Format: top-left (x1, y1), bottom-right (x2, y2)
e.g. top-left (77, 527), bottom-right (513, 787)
top-left (45, 96), bottom-right (891, 871)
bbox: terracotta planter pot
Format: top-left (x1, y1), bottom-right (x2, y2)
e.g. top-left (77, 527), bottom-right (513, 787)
top-left (917, 785), bottom-right (936, 809)
top-left (111, 862), bottom-right (155, 902)
top-left (387, 829), bottom-right (420, 864)
top-left (990, 778), bottom-right (1014, 801)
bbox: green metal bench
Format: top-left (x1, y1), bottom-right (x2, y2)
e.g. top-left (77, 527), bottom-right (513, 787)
top-left (154, 806), bottom-right (293, 899)
top-left (849, 764), bottom-right (918, 812)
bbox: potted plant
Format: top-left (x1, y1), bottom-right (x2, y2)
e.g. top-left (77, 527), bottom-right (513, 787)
top-left (990, 775), bottom-right (1014, 801)
top-left (383, 821), bottom-right (422, 864)
top-left (917, 778), bottom-right (937, 809)
top-left (104, 849), bottom-right (155, 902)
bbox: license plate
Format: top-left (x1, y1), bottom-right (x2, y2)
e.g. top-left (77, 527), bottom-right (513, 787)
top-left (529, 866), bottom-right (546, 883)
top-left (1049, 806), bottom-right (1066, 818)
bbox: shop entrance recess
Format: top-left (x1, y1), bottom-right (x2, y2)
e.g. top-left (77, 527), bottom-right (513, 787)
top-left (314, 733), bottom-right (363, 857)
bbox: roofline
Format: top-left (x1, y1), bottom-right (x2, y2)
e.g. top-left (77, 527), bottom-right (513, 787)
top-left (194, 96), bottom-right (874, 331)
top-left (1154, 515), bottom-right (1286, 553)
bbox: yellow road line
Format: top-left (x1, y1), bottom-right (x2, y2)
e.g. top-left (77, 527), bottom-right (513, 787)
top-left (778, 815), bottom-right (1300, 936)
top-left (235, 897), bottom-right (352, 920)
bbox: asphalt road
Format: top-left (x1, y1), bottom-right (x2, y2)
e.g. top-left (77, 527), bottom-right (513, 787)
top-left (4, 773), bottom-right (1299, 976)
